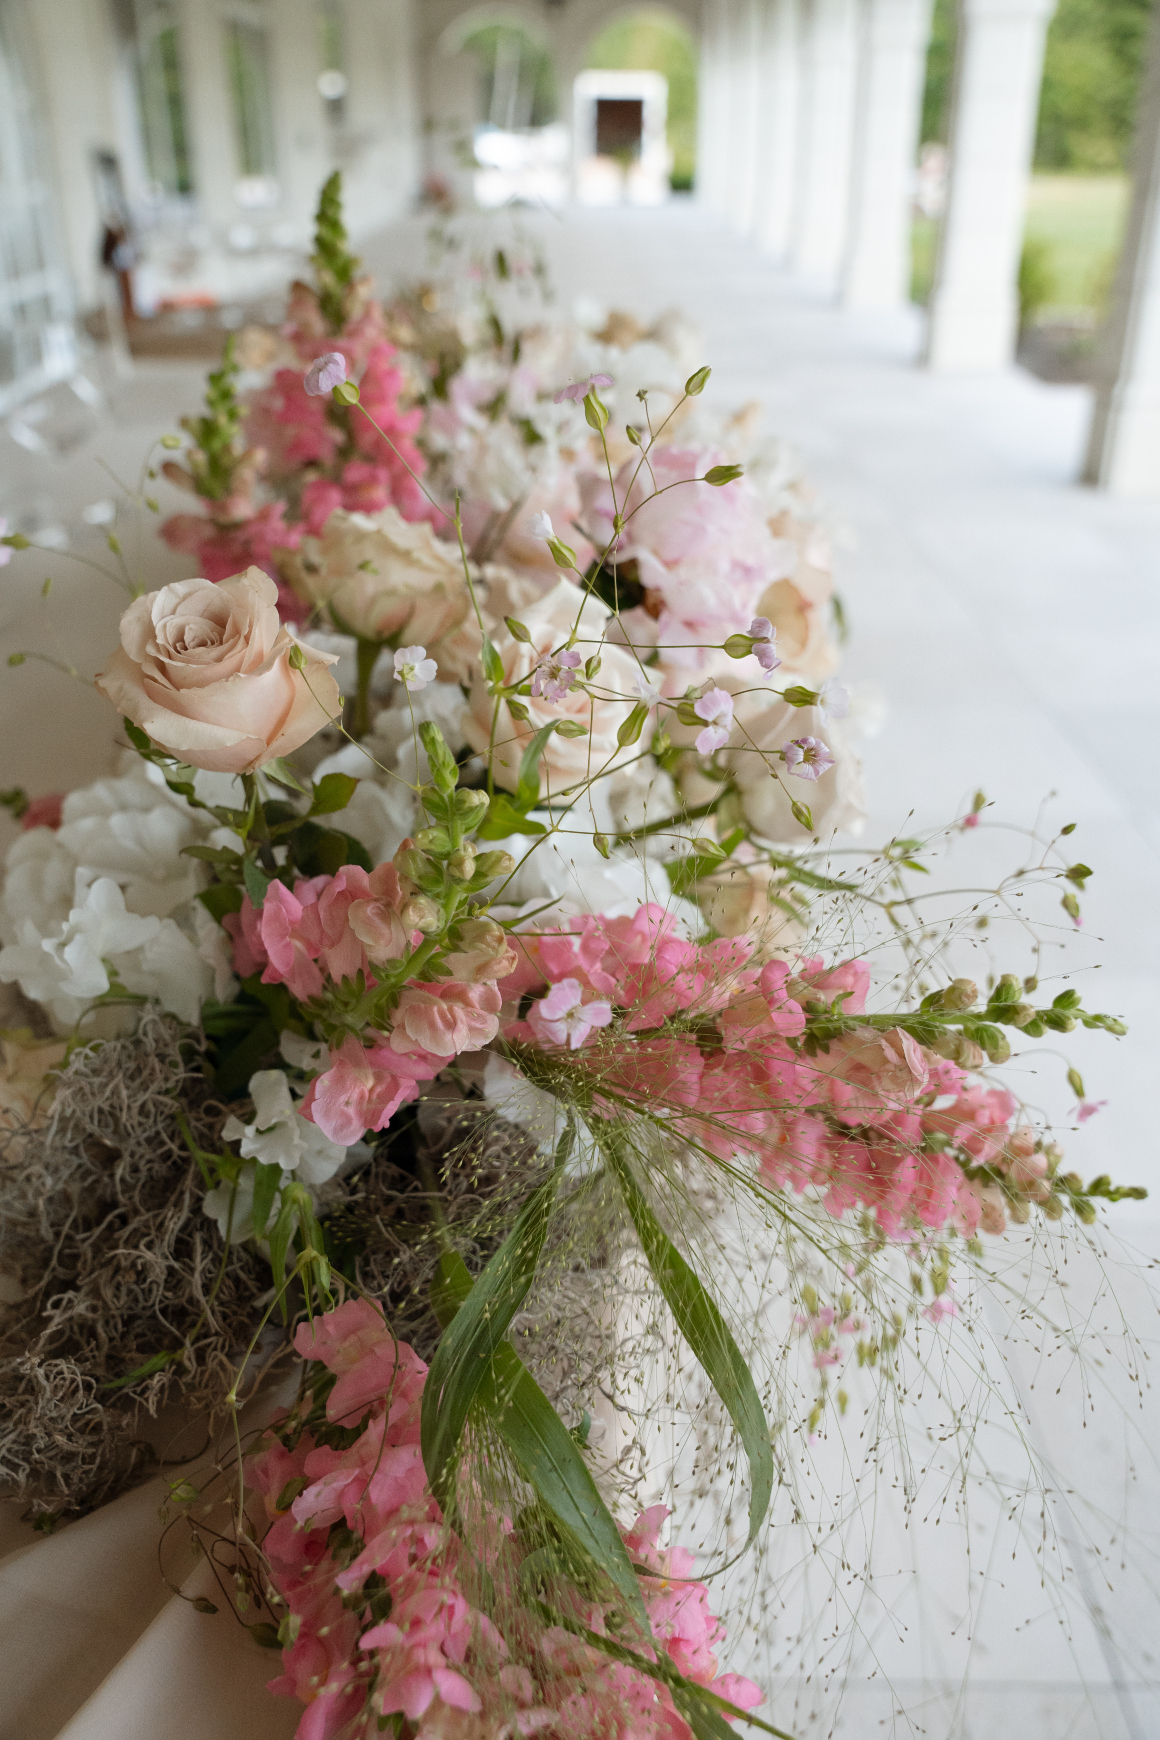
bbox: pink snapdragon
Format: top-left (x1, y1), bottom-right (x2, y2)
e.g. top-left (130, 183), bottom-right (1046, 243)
top-left (389, 979), bottom-right (502, 1058)
top-left (300, 1034), bottom-right (442, 1145)
top-left (251, 1304), bottom-right (762, 1740)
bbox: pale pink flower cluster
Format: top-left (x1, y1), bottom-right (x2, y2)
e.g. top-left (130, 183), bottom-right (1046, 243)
top-left (225, 853), bottom-right (513, 1145)
top-left (247, 1298), bottom-right (762, 1740)
top-left (579, 447), bottom-right (787, 653)
top-left (501, 909), bottom-right (1045, 1240)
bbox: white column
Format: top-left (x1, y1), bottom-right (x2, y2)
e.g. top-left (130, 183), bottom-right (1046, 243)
top-left (696, 0), bottom-right (730, 215)
top-left (178, 0), bottom-right (238, 231)
top-left (790, 0), bottom-right (861, 286)
top-left (925, 0), bottom-right (1057, 371)
top-left (729, 0), bottom-right (766, 234)
top-left (841, 0), bottom-right (934, 309)
top-left (267, 0), bottom-right (329, 239)
top-left (754, 0), bottom-right (801, 262)
top-left (1084, 8), bottom-right (1160, 493)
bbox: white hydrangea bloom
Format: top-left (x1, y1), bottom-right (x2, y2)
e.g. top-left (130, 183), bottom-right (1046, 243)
top-left (0, 762), bottom-right (223, 1030)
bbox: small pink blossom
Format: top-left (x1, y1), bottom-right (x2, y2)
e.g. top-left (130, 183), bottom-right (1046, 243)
top-left (782, 735), bottom-right (835, 780)
top-left (553, 372), bottom-right (614, 404)
top-left (1077, 1099), bottom-right (1107, 1123)
top-left (304, 351), bottom-right (349, 396)
top-left (527, 977), bottom-right (614, 1049)
top-left (529, 646), bottom-right (582, 703)
top-left (748, 616), bottom-right (782, 675)
top-left (693, 684), bottom-right (733, 756)
top-left (301, 1034), bottom-right (440, 1144)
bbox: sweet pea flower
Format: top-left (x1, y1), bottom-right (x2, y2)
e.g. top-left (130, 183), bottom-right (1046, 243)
top-left (529, 646), bottom-right (582, 703)
top-left (748, 616), bottom-right (781, 675)
top-left (304, 351), bottom-right (348, 396)
top-left (528, 978), bottom-right (614, 1049)
top-left (393, 645), bottom-right (438, 690)
top-left (693, 685), bottom-right (733, 756)
top-left (782, 735), bottom-right (835, 780)
top-left (553, 372), bottom-right (614, 404)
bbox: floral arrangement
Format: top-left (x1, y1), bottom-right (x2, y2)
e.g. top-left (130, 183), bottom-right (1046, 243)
top-left (0, 178), bottom-right (1143, 1739)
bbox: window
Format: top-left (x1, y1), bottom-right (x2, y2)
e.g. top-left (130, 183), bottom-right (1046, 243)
top-left (0, 0), bottom-right (74, 408)
top-left (124, 0), bottom-right (193, 198)
top-left (224, 6), bottom-right (276, 179)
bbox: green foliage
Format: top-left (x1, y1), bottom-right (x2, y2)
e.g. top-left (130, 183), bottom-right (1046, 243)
top-left (603, 1136), bottom-right (775, 1548)
top-left (1036, 0), bottom-right (1153, 171)
top-left (312, 170), bottom-right (361, 333)
top-left (586, 11), bottom-right (699, 187)
top-left (1019, 233), bottom-right (1058, 327)
top-left (920, 0), bottom-right (957, 144)
top-left (921, 0), bottom-right (1152, 171)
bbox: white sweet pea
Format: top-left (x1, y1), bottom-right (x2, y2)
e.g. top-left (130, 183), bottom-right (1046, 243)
top-left (203, 1169), bottom-right (258, 1245)
top-left (43, 877), bottom-right (162, 1001)
top-left (223, 1069), bottom-right (347, 1185)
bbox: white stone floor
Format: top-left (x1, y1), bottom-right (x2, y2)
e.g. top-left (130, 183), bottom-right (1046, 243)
top-left (1, 200), bottom-right (1159, 1738)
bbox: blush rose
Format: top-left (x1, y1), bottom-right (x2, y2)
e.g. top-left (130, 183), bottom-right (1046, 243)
top-left (95, 566), bottom-right (340, 775)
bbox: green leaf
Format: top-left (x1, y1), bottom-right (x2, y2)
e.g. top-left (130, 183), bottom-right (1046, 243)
top-left (182, 843), bottom-right (243, 867)
top-left (264, 757), bottom-right (309, 795)
top-left (243, 856), bottom-right (272, 908)
top-left (481, 634), bottom-right (505, 688)
top-left (248, 1622), bottom-right (283, 1649)
top-left (309, 771), bottom-right (359, 815)
top-left (198, 882), bottom-right (244, 922)
top-left (433, 1249), bottom-right (649, 1635)
top-left (123, 717), bottom-right (152, 755)
top-left (103, 1347), bottom-right (181, 1391)
top-left (422, 1121), bottom-right (573, 1503)
top-left (475, 795), bottom-right (546, 841)
top-left (517, 722), bottom-right (562, 811)
top-left (617, 702), bottom-right (650, 748)
top-left (251, 1160), bottom-right (283, 1239)
top-left (602, 1138), bottom-right (774, 1548)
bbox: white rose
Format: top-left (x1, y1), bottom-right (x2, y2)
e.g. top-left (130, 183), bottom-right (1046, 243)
top-left (463, 580), bottom-right (640, 799)
top-left (282, 507), bottom-right (472, 660)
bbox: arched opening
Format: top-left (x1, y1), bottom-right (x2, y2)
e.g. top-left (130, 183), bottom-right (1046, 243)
top-left (434, 14), bottom-right (567, 209)
top-left (583, 7), bottom-right (698, 198)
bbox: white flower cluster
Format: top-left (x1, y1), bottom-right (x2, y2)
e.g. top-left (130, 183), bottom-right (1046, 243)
top-left (0, 763), bottom-right (238, 1032)
top-left (204, 1064), bottom-right (352, 1243)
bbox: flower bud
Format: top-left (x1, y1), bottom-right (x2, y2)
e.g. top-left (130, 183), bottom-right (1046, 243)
top-left (402, 895), bottom-right (442, 932)
top-left (1041, 1194), bottom-right (1065, 1221)
top-left (414, 825), bottom-right (452, 855)
top-left (974, 1023), bottom-right (1011, 1064)
top-left (454, 788), bottom-right (490, 823)
top-left (448, 846), bottom-right (476, 881)
top-left (398, 847), bottom-right (439, 887)
top-left (931, 1031), bottom-right (985, 1069)
top-left (1008, 1003), bottom-right (1038, 1028)
top-left (941, 979), bottom-right (978, 1010)
top-left (473, 849), bottom-right (515, 880)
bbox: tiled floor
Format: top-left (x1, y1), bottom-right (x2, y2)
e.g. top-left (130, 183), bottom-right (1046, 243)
top-left (2, 199), bottom-right (1158, 1737)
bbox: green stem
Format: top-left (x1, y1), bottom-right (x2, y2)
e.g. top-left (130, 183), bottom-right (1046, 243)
top-left (353, 639), bottom-right (381, 739)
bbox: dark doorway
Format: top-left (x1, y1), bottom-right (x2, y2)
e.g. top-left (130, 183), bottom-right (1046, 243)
top-left (595, 97), bottom-right (643, 156)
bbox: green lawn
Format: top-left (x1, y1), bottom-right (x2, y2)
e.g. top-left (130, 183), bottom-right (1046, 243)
top-left (910, 172), bottom-right (1130, 314)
